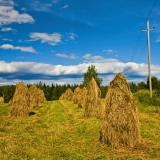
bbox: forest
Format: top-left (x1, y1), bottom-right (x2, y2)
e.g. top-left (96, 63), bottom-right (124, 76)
top-left (0, 65), bottom-right (160, 103)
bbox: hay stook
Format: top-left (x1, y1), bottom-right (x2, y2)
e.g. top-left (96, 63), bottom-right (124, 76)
top-left (9, 82), bottom-right (30, 117)
top-left (84, 77), bottom-right (102, 118)
top-left (0, 97), bottom-right (4, 103)
top-left (100, 73), bottom-right (140, 149)
top-left (73, 87), bottom-right (82, 104)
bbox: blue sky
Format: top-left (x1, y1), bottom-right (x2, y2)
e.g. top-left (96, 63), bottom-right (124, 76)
top-left (0, 0), bottom-right (160, 86)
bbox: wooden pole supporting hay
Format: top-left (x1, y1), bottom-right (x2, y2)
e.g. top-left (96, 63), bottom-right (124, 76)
top-left (73, 87), bottom-right (81, 104)
top-left (100, 73), bottom-right (140, 149)
top-left (84, 78), bottom-right (102, 118)
top-left (9, 82), bottom-right (30, 117)
top-left (0, 97), bottom-right (4, 103)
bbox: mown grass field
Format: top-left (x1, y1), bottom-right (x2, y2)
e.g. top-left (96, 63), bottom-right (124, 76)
top-left (0, 96), bottom-right (160, 159)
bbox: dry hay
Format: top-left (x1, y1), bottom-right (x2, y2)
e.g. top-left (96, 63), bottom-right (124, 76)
top-left (37, 88), bottom-right (46, 105)
top-left (59, 88), bottom-right (74, 101)
top-left (59, 92), bottom-right (66, 100)
top-left (78, 87), bottom-right (87, 108)
top-left (29, 84), bottom-right (45, 110)
top-left (100, 73), bottom-right (140, 149)
top-left (9, 82), bottom-right (30, 117)
top-left (29, 84), bottom-right (38, 109)
top-left (0, 97), bottom-right (4, 103)
top-left (73, 87), bottom-right (82, 104)
top-left (84, 77), bottom-right (102, 118)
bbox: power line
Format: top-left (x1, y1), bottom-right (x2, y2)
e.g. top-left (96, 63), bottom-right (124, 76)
top-left (137, 42), bottom-right (147, 63)
top-left (130, 0), bottom-right (158, 62)
top-left (152, 17), bottom-right (160, 28)
top-left (146, 0), bottom-right (158, 19)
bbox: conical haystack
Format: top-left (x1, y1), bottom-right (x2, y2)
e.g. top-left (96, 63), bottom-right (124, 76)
top-left (73, 87), bottom-right (82, 104)
top-left (100, 73), bottom-right (140, 149)
top-left (0, 97), bottom-right (4, 103)
top-left (29, 84), bottom-right (39, 109)
top-left (84, 78), bottom-right (102, 118)
top-left (9, 82), bottom-right (30, 117)
top-left (60, 88), bottom-right (74, 101)
top-left (78, 87), bottom-right (87, 108)
top-left (37, 88), bottom-right (46, 105)
top-left (59, 92), bottom-right (66, 100)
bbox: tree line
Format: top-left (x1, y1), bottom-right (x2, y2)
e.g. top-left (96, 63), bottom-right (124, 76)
top-left (0, 65), bottom-right (160, 103)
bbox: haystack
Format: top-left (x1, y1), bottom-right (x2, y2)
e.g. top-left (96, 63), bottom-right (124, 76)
top-left (78, 87), bottom-right (87, 108)
top-left (9, 82), bottom-right (30, 117)
top-left (60, 88), bottom-right (74, 101)
top-left (73, 87), bottom-right (82, 104)
top-left (37, 88), bottom-right (46, 105)
top-left (29, 84), bottom-right (39, 109)
top-left (0, 97), bottom-right (4, 103)
top-left (59, 92), bottom-right (66, 100)
top-left (100, 73), bottom-right (140, 149)
top-left (84, 78), bottom-right (102, 118)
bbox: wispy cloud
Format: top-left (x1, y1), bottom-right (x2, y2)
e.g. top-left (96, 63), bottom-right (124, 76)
top-left (62, 5), bottom-right (69, 9)
top-left (0, 44), bottom-right (37, 53)
top-left (67, 32), bottom-right (77, 40)
top-left (31, 0), bottom-right (59, 12)
top-left (102, 49), bottom-right (117, 53)
top-left (0, 6), bottom-right (34, 25)
top-left (1, 27), bottom-right (15, 31)
top-left (2, 38), bottom-right (13, 41)
top-left (56, 53), bottom-right (78, 59)
top-left (29, 32), bottom-right (61, 46)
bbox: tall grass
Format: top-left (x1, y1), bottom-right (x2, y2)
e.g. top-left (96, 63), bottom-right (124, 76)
top-left (0, 97), bottom-right (160, 159)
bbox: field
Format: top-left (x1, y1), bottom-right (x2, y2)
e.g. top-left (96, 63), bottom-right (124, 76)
top-left (0, 96), bottom-right (160, 159)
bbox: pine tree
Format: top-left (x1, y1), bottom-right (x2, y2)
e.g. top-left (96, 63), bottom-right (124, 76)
top-left (82, 65), bottom-right (102, 87)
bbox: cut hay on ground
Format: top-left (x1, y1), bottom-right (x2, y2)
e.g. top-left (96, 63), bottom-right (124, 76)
top-left (78, 87), bottom-right (87, 108)
top-left (9, 82), bottom-right (30, 117)
top-left (100, 73), bottom-right (140, 149)
top-left (73, 87), bottom-right (82, 104)
top-left (0, 97), bottom-right (4, 103)
top-left (84, 78), bottom-right (102, 118)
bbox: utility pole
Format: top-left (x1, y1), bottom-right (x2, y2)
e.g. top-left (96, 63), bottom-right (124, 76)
top-left (142, 19), bottom-right (154, 98)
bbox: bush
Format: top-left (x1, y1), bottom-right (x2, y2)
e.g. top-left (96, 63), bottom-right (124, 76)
top-left (134, 90), bottom-right (160, 107)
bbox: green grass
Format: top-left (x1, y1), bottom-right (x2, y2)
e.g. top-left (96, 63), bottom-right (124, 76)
top-left (0, 98), bottom-right (160, 160)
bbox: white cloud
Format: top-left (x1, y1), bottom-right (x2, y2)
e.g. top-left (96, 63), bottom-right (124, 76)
top-left (56, 53), bottom-right (68, 58)
top-left (29, 32), bottom-right (61, 46)
top-left (0, 6), bottom-right (34, 25)
top-left (55, 53), bottom-right (78, 59)
top-left (0, 44), bottom-right (37, 53)
top-left (83, 54), bottom-right (105, 63)
top-left (0, 59), bottom-right (160, 85)
top-left (0, 0), bottom-right (14, 6)
top-left (62, 5), bottom-right (69, 9)
top-left (1, 27), bottom-right (15, 31)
